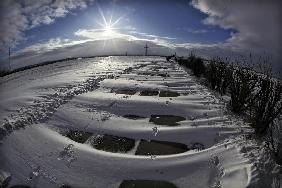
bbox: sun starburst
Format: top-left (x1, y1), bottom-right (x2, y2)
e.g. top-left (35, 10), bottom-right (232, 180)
top-left (104, 24), bottom-right (113, 35)
top-left (95, 6), bottom-right (125, 36)
top-left (93, 5), bottom-right (129, 50)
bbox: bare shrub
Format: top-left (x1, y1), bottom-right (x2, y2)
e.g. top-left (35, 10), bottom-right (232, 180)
top-left (205, 60), bottom-right (217, 90)
top-left (178, 54), bottom-right (205, 77)
top-left (229, 67), bottom-right (258, 114)
top-left (205, 59), bottom-right (232, 95)
top-left (191, 56), bottom-right (206, 77)
top-left (0, 68), bottom-right (9, 77)
top-left (177, 53), bottom-right (282, 164)
top-left (268, 119), bottom-right (282, 165)
top-left (250, 77), bottom-right (282, 135)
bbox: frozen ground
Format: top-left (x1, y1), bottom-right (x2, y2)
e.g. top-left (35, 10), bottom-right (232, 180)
top-left (0, 56), bottom-right (280, 188)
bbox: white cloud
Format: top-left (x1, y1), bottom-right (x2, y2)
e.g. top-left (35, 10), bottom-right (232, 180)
top-left (175, 42), bottom-right (219, 49)
top-left (0, 0), bottom-right (93, 51)
top-left (14, 38), bottom-right (91, 55)
top-left (191, 0), bottom-right (282, 69)
top-left (74, 29), bottom-right (138, 41)
top-left (170, 0), bottom-right (282, 76)
top-left (74, 28), bottom-right (176, 48)
top-left (129, 31), bottom-right (176, 40)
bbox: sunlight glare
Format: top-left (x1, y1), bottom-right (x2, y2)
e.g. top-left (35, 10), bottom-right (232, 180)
top-left (104, 24), bottom-right (113, 35)
top-left (95, 6), bottom-right (126, 37)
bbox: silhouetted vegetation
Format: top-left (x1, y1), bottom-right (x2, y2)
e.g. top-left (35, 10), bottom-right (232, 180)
top-left (178, 53), bottom-right (205, 77)
top-left (229, 68), bottom-right (257, 113)
top-left (0, 68), bottom-right (10, 77)
top-left (205, 59), bottom-right (232, 95)
top-left (166, 55), bottom-right (176, 61)
top-left (176, 54), bottom-right (282, 164)
top-left (250, 77), bottom-right (282, 135)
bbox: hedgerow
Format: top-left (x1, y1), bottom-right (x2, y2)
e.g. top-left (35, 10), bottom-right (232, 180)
top-left (176, 54), bottom-right (282, 164)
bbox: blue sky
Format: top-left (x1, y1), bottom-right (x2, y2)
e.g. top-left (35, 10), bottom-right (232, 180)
top-left (0, 0), bottom-right (281, 73)
top-left (16, 0), bottom-right (233, 52)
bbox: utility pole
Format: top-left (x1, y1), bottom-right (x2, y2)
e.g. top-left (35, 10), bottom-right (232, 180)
top-left (144, 43), bottom-right (149, 56)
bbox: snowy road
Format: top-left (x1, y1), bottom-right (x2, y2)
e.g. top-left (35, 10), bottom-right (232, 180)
top-left (0, 57), bottom-right (277, 188)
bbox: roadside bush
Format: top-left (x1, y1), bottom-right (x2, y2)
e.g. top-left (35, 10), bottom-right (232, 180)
top-left (0, 69), bottom-right (9, 77)
top-left (191, 56), bottom-right (205, 77)
top-left (229, 68), bottom-right (258, 114)
top-left (166, 55), bottom-right (176, 61)
top-left (178, 54), bottom-right (205, 77)
top-left (205, 59), bottom-right (232, 95)
top-left (205, 60), bottom-right (217, 90)
top-left (268, 120), bottom-right (282, 165)
top-left (250, 77), bottom-right (282, 135)
top-left (276, 124), bottom-right (282, 165)
top-left (177, 58), bottom-right (190, 66)
top-left (177, 54), bottom-right (282, 164)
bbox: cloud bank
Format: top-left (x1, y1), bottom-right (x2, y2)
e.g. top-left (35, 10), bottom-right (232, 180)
top-left (191, 0), bottom-right (282, 70)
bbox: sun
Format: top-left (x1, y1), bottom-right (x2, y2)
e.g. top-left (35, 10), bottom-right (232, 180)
top-left (96, 6), bottom-right (125, 36)
top-left (104, 24), bottom-right (113, 35)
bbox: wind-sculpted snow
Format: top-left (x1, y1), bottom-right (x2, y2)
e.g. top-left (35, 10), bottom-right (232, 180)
top-left (0, 56), bottom-right (280, 188)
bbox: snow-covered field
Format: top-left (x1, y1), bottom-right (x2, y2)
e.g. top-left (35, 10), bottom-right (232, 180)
top-left (0, 56), bottom-right (280, 188)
